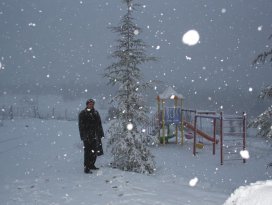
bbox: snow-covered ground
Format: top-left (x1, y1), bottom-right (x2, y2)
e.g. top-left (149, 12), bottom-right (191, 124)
top-left (0, 118), bottom-right (272, 205)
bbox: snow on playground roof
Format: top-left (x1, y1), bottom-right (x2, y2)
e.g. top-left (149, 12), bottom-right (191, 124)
top-left (158, 86), bottom-right (184, 100)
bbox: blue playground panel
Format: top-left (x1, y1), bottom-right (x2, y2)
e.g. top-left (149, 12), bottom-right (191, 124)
top-left (164, 107), bottom-right (182, 125)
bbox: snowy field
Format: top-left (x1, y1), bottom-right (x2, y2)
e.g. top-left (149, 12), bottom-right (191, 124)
top-left (0, 118), bottom-right (272, 205)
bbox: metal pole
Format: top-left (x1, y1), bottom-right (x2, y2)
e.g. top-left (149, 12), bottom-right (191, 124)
top-left (162, 99), bottom-right (165, 145)
top-left (193, 115), bottom-right (197, 156)
top-left (243, 112), bottom-right (246, 163)
top-left (220, 112), bottom-right (223, 165)
top-left (181, 99), bottom-right (184, 145)
top-left (157, 96), bottom-right (161, 140)
top-left (213, 118), bottom-right (216, 155)
top-left (174, 97), bottom-right (178, 144)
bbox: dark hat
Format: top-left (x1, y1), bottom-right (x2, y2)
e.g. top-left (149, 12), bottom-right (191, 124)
top-left (86, 98), bottom-right (95, 105)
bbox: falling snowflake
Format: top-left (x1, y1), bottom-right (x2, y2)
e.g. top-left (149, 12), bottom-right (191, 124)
top-left (28, 22), bottom-right (36, 27)
top-left (182, 30), bottom-right (200, 46)
top-left (240, 150), bottom-right (250, 159)
top-left (127, 123), bottom-right (133, 131)
top-left (257, 26), bottom-right (263, 31)
top-left (134, 29), bottom-right (139, 35)
top-left (221, 8), bottom-right (227, 13)
top-left (185, 56), bottom-right (192, 60)
top-left (189, 177), bottom-right (198, 187)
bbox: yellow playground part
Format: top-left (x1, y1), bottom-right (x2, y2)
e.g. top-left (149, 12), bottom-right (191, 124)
top-left (195, 142), bottom-right (204, 149)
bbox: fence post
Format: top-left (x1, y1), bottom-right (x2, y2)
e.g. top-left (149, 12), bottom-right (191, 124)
top-left (9, 105), bottom-right (13, 120)
top-left (0, 114), bottom-right (3, 127)
top-left (65, 109), bottom-right (68, 120)
top-left (52, 107), bottom-right (55, 119)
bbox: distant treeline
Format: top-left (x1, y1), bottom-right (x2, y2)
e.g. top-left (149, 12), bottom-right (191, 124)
top-left (0, 105), bottom-right (78, 121)
top-left (0, 82), bottom-right (269, 118)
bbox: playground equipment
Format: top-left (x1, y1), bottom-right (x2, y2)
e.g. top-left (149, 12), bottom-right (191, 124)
top-left (146, 86), bottom-right (247, 165)
top-left (156, 86), bottom-right (184, 145)
top-left (182, 109), bottom-right (219, 153)
top-left (182, 109), bottom-right (246, 165)
top-left (220, 112), bottom-right (247, 165)
top-left (184, 110), bottom-right (246, 164)
top-left (184, 132), bottom-right (193, 139)
top-left (154, 87), bottom-right (220, 148)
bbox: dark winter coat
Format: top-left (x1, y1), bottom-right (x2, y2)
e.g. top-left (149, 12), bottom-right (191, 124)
top-left (78, 108), bottom-right (104, 156)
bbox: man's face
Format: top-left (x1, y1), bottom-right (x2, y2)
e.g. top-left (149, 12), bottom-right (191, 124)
top-left (87, 102), bottom-right (94, 109)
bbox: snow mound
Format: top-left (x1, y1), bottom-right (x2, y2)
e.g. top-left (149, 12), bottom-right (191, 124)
top-left (224, 180), bottom-right (272, 205)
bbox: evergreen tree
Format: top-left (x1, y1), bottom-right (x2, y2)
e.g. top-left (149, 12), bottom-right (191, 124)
top-left (252, 34), bottom-right (272, 65)
top-left (249, 34), bottom-right (272, 139)
top-left (104, 0), bottom-right (156, 174)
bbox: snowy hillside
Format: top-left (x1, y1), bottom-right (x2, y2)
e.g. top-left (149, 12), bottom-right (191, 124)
top-left (1, 118), bottom-right (272, 204)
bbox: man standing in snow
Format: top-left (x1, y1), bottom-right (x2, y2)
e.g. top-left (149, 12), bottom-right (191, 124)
top-left (78, 99), bottom-right (104, 174)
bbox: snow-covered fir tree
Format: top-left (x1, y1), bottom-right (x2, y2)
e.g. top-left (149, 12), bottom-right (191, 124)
top-left (252, 34), bottom-right (272, 65)
top-left (104, 0), bottom-right (156, 174)
top-left (248, 105), bottom-right (272, 138)
top-left (248, 34), bottom-right (272, 139)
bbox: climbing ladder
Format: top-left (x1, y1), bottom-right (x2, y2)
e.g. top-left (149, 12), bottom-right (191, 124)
top-left (220, 112), bottom-right (246, 165)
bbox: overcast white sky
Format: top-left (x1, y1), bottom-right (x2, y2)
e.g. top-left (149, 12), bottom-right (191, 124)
top-left (0, 0), bottom-right (272, 93)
